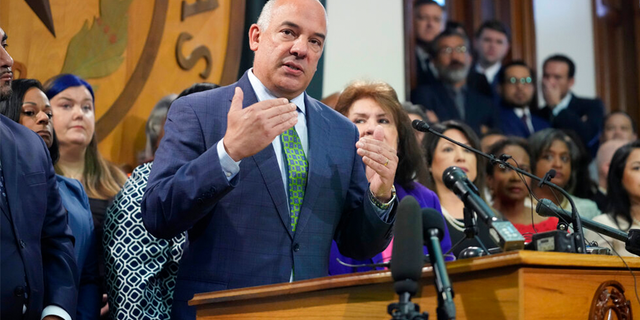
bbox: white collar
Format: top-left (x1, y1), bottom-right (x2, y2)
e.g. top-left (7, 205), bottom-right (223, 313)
top-left (476, 62), bottom-right (502, 84)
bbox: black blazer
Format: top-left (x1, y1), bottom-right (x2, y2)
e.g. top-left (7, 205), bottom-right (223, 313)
top-left (415, 51), bottom-right (438, 87)
top-left (537, 94), bottom-right (605, 157)
top-left (410, 81), bottom-right (500, 135)
top-left (0, 115), bottom-right (77, 319)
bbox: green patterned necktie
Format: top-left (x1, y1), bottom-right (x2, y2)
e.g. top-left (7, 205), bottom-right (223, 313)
top-left (281, 125), bottom-right (308, 232)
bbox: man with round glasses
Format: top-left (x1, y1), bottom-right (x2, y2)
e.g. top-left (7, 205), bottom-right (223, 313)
top-left (496, 61), bottom-right (549, 138)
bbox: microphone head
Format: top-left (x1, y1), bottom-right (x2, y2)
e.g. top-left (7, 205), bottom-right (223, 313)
top-left (625, 229), bottom-right (640, 256)
top-left (442, 166), bottom-right (467, 191)
top-left (458, 246), bottom-right (486, 259)
top-left (422, 208), bottom-right (445, 242)
top-left (536, 198), bottom-right (561, 218)
top-left (548, 169), bottom-right (557, 179)
top-left (391, 196), bottom-right (425, 285)
top-left (411, 119), bottom-right (430, 132)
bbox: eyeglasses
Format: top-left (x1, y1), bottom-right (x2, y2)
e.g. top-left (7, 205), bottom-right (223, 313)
top-left (438, 46), bottom-right (467, 55)
top-left (507, 77), bottom-right (533, 85)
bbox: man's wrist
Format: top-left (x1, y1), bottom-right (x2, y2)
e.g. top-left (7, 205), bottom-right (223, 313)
top-left (369, 185), bottom-right (396, 210)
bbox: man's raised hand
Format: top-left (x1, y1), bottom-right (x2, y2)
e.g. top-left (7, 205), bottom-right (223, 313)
top-left (223, 87), bottom-right (298, 161)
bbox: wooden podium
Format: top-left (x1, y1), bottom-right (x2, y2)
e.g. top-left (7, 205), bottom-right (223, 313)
top-left (189, 251), bottom-right (640, 319)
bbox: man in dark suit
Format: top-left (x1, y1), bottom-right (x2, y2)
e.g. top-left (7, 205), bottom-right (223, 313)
top-left (141, 1), bottom-right (397, 318)
top-left (496, 61), bottom-right (549, 138)
top-left (0, 27), bottom-right (78, 320)
top-left (411, 29), bottom-right (499, 135)
top-left (467, 20), bottom-right (511, 105)
top-left (538, 54), bottom-right (605, 158)
top-left (414, 0), bottom-right (445, 86)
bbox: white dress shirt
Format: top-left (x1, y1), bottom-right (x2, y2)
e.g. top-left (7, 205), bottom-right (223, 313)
top-left (476, 62), bottom-right (502, 84)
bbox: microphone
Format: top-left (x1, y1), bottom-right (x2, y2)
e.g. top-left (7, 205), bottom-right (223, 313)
top-left (391, 196), bottom-right (425, 294)
top-left (538, 169), bottom-right (556, 188)
top-left (442, 166), bottom-right (525, 252)
top-left (388, 196), bottom-right (429, 320)
top-left (422, 208), bottom-right (456, 320)
top-left (412, 119), bottom-right (431, 132)
top-left (536, 199), bottom-right (640, 256)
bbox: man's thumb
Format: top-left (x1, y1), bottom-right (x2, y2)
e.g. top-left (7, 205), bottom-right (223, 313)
top-left (373, 125), bottom-right (385, 142)
top-left (230, 87), bottom-right (244, 111)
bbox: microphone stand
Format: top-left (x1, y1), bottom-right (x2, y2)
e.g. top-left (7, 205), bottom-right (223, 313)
top-left (413, 120), bottom-right (587, 254)
top-left (447, 207), bottom-right (491, 256)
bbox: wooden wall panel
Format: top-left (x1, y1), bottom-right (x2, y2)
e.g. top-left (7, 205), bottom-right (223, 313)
top-left (591, 0), bottom-right (640, 119)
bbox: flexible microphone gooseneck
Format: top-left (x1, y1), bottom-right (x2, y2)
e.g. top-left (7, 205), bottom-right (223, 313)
top-left (442, 166), bottom-right (525, 252)
top-left (422, 208), bottom-right (456, 320)
top-left (388, 196), bottom-right (429, 320)
top-left (412, 119), bottom-right (587, 254)
top-left (536, 199), bottom-right (640, 256)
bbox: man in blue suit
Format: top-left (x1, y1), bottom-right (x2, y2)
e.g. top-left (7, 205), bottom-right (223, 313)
top-left (141, 1), bottom-right (397, 318)
top-left (538, 54), bottom-right (605, 158)
top-left (497, 61), bottom-right (549, 138)
top-left (0, 27), bottom-right (78, 320)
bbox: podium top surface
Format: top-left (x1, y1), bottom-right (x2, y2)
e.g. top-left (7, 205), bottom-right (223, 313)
top-left (189, 250), bottom-right (640, 306)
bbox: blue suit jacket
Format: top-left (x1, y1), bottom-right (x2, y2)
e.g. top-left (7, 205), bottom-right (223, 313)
top-left (141, 72), bottom-right (395, 319)
top-left (410, 81), bottom-right (500, 135)
top-left (499, 106), bottom-right (550, 138)
top-left (0, 115), bottom-right (78, 319)
top-left (536, 94), bottom-right (605, 158)
top-left (57, 175), bottom-right (100, 320)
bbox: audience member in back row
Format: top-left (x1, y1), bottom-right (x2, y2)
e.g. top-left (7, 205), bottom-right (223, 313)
top-left (589, 111), bottom-right (638, 184)
top-left (328, 80), bottom-right (451, 274)
top-left (139, 94), bottom-right (178, 164)
top-left (537, 54), bottom-right (605, 159)
top-left (486, 138), bottom-right (557, 243)
top-left (411, 29), bottom-right (498, 135)
top-left (423, 120), bottom-right (497, 257)
top-left (2, 79), bottom-right (101, 320)
top-left (527, 128), bottom-right (602, 220)
top-left (402, 101), bottom-right (428, 144)
top-left (104, 82), bottom-right (219, 319)
top-left (585, 141), bottom-right (640, 256)
top-left (592, 139), bottom-right (630, 212)
top-left (497, 61), bottom-right (549, 138)
top-left (44, 74), bottom-right (128, 317)
top-left (480, 129), bottom-right (506, 154)
top-left (413, 0), bottom-right (445, 86)
top-left (602, 111), bottom-right (638, 143)
top-left (467, 19), bottom-right (511, 104)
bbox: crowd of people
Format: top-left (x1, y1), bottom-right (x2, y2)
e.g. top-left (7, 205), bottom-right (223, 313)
top-left (1, 0), bottom-right (639, 319)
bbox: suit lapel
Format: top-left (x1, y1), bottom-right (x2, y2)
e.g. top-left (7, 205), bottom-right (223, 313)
top-left (0, 119), bottom-right (23, 232)
top-left (292, 96), bottom-right (331, 239)
top-left (236, 74), bottom-right (293, 239)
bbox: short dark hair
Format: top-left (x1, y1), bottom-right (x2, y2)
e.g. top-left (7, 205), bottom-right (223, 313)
top-left (445, 20), bottom-right (465, 32)
top-left (1, 79), bottom-right (60, 165)
top-left (475, 19), bottom-right (511, 41)
top-left (496, 60), bottom-right (536, 84)
top-left (429, 29), bottom-right (469, 57)
top-left (604, 110), bottom-right (637, 134)
top-left (177, 82), bottom-right (219, 99)
top-left (414, 0), bottom-right (442, 10)
top-left (607, 140), bottom-right (640, 230)
top-left (543, 54), bottom-right (576, 79)
top-left (486, 138), bottom-right (530, 176)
